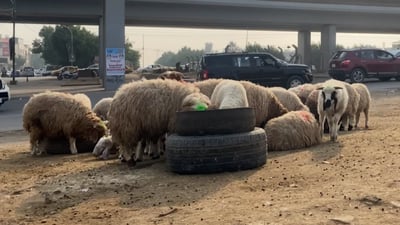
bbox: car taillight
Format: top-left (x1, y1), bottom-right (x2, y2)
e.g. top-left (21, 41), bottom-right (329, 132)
top-left (340, 60), bottom-right (351, 67)
top-left (202, 70), bottom-right (209, 79)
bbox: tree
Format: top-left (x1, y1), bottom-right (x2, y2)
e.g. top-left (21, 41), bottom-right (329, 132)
top-left (155, 46), bottom-right (204, 67)
top-left (125, 41), bottom-right (141, 69)
top-left (245, 42), bottom-right (285, 60)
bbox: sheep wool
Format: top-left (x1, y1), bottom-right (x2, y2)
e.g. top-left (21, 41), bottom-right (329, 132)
top-left (108, 79), bottom-right (210, 163)
top-left (288, 83), bottom-right (317, 104)
top-left (269, 86), bottom-right (309, 112)
top-left (264, 110), bottom-right (321, 151)
top-left (73, 93), bottom-right (92, 109)
top-left (23, 91), bottom-right (106, 155)
top-left (351, 83), bottom-right (371, 129)
top-left (210, 79), bottom-right (249, 109)
top-left (93, 97), bottom-right (113, 121)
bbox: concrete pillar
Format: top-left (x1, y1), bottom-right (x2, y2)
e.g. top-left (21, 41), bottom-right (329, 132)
top-left (321, 25), bottom-right (336, 72)
top-left (297, 30), bottom-right (311, 67)
top-left (101, 0), bottom-right (125, 91)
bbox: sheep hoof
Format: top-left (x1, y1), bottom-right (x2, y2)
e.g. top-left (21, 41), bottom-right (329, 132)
top-left (151, 155), bottom-right (160, 160)
top-left (127, 159), bottom-right (136, 167)
top-left (348, 125), bottom-right (353, 131)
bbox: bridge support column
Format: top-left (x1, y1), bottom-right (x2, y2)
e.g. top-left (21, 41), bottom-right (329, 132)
top-left (298, 30), bottom-right (311, 67)
top-left (321, 25), bottom-right (336, 72)
top-left (100, 0), bottom-right (125, 91)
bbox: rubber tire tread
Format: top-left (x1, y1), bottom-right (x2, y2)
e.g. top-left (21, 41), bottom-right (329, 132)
top-left (165, 128), bottom-right (267, 174)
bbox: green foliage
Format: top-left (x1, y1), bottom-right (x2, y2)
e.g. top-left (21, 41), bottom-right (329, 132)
top-left (245, 42), bottom-right (285, 60)
top-left (155, 46), bottom-right (204, 67)
top-left (125, 41), bottom-right (141, 69)
top-left (31, 25), bottom-right (140, 68)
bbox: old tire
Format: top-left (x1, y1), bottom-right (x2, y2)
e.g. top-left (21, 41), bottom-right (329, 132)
top-left (165, 128), bottom-right (267, 174)
top-left (175, 107), bottom-right (255, 136)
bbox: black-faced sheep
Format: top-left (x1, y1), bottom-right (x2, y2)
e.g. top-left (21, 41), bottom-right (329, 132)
top-left (317, 80), bottom-right (349, 141)
top-left (194, 79), bottom-right (288, 127)
top-left (108, 79), bottom-right (211, 165)
top-left (351, 83), bottom-right (371, 129)
top-left (264, 110), bottom-right (321, 151)
top-left (269, 87), bottom-right (309, 111)
top-left (93, 97), bottom-right (113, 121)
top-left (23, 91), bottom-right (106, 155)
top-left (210, 79), bottom-right (249, 109)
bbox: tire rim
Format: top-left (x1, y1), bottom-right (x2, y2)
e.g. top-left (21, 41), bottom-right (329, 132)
top-left (289, 79), bottom-right (303, 88)
top-left (352, 70), bottom-right (364, 82)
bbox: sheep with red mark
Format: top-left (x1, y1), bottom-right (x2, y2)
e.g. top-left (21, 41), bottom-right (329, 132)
top-left (23, 91), bottom-right (106, 155)
top-left (107, 79), bottom-right (211, 165)
top-left (264, 110), bottom-right (321, 151)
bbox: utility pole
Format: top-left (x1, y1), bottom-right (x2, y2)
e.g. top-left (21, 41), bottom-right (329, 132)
top-left (62, 25), bottom-right (74, 66)
top-left (9, 0), bottom-right (17, 85)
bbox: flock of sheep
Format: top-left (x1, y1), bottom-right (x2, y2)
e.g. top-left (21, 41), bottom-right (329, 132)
top-left (22, 70), bottom-right (371, 167)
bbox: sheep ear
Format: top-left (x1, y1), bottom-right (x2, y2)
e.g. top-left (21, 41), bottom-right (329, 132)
top-left (334, 86), bottom-right (343, 90)
top-left (316, 87), bottom-right (324, 90)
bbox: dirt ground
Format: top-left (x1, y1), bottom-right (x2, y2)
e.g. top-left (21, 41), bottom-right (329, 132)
top-left (1, 88), bottom-right (400, 225)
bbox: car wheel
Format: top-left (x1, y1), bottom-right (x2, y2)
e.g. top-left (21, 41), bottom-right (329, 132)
top-left (175, 108), bottom-right (255, 136)
top-left (165, 128), bottom-right (267, 174)
top-left (350, 68), bottom-right (365, 83)
top-left (286, 75), bottom-right (305, 88)
top-left (57, 75), bottom-right (63, 80)
top-left (378, 77), bottom-right (392, 82)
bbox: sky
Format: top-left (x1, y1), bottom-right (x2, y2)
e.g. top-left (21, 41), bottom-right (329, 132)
top-left (1, 23), bottom-right (400, 67)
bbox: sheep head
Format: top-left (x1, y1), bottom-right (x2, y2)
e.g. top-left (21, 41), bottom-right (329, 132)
top-left (80, 112), bottom-right (107, 143)
top-left (181, 92), bottom-right (212, 111)
top-left (318, 86), bottom-right (343, 111)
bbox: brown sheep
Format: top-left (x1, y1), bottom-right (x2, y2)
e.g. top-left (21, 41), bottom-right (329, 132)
top-left (158, 71), bottom-right (185, 82)
top-left (23, 91), bottom-right (106, 155)
top-left (351, 83), bottom-right (371, 129)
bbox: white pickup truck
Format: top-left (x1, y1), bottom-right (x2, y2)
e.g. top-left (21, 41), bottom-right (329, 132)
top-left (0, 78), bottom-right (10, 106)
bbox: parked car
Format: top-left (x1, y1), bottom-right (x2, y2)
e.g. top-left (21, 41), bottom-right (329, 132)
top-left (21, 67), bottom-right (35, 77)
top-left (197, 52), bottom-right (313, 88)
top-left (328, 48), bottom-right (400, 82)
top-left (0, 78), bottom-right (10, 106)
top-left (42, 65), bottom-right (61, 76)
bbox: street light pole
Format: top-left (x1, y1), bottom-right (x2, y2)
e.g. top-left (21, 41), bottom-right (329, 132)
top-left (10, 0), bottom-right (17, 85)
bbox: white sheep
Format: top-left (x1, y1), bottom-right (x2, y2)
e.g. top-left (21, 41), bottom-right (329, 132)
top-left (93, 97), bottom-right (113, 121)
top-left (23, 91), bottom-right (106, 155)
top-left (194, 79), bottom-right (288, 127)
top-left (92, 135), bottom-right (118, 160)
top-left (351, 83), bottom-right (371, 129)
top-left (317, 80), bottom-right (349, 141)
top-left (269, 86), bottom-right (309, 111)
top-left (210, 79), bottom-right (249, 109)
top-left (288, 83), bottom-right (317, 104)
top-left (264, 110), bottom-right (321, 151)
top-left (108, 79), bottom-right (211, 165)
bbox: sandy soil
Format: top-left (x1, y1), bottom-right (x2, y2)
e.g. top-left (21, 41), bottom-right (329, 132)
top-left (0, 89), bottom-right (399, 225)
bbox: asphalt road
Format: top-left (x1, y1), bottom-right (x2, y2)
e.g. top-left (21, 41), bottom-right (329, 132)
top-left (0, 76), bottom-right (399, 132)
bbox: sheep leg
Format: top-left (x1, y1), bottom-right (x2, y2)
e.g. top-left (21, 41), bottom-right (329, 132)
top-left (149, 141), bottom-right (160, 159)
top-left (29, 127), bottom-right (43, 155)
top-left (100, 146), bottom-right (110, 160)
top-left (134, 141), bottom-right (145, 162)
top-left (364, 109), bottom-right (369, 129)
top-left (330, 114), bottom-right (341, 142)
top-left (355, 112), bottom-right (361, 129)
top-left (341, 114), bottom-right (349, 131)
top-left (68, 137), bottom-right (78, 154)
top-left (319, 114), bottom-right (326, 138)
top-left (348, 114), bottom-right (355, 131)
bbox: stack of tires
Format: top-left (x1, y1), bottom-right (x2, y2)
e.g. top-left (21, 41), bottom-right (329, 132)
top-left (165, 108), bottom-right (268, 174)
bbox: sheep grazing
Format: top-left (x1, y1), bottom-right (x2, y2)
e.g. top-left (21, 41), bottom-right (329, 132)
top-left (264, 110), bottom-right (321, 151)
top-left (93, 97), bottom-right (113, 121)
top-left (210, 79), bottom-right (249, 109)
top-left (108, 79), bottom-right (211, 165)
top-left (23, 91), bottom-right (107, 155)
top-left (317, 80), bottom-right (349, 141)
top-left (269, 87), bottom-right (309, 112)
top-left (194, 79), bottom-right (288, 127)
top-left (73, 93), bottom-right (92, 109)
top-left (288, 83), bottom-right (318, 104)
top-left (351, 83), bottom-right (371, 129)
top-left (181, 92), bottom-right (212, 111)
top-left (158, 71), bottom-right (185, 82)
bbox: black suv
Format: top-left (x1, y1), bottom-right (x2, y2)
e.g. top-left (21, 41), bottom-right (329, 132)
top-left (197, 52), bottom-right (313, 88)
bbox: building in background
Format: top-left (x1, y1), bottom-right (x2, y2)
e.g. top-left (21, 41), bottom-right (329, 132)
top-left (0, 34), bottom-right (32, 70)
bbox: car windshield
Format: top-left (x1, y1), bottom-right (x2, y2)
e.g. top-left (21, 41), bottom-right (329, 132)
top-left (331, 51), bottom-right (347, 60)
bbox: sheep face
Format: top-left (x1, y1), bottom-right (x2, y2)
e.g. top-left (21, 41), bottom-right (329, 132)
top-left (319, 86), bottom-right (342, 111)
top-left (80, 115), bottom-right (107, 143)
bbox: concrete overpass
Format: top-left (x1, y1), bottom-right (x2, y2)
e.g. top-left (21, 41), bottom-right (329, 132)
top-left (1, 0), bottom-right (400, 90)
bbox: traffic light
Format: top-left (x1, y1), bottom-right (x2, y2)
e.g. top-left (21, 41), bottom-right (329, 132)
top-left (9, 37), bottom-right (15, 60)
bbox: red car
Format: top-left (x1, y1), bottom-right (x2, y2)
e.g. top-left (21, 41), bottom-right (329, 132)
top-left (328, 48), bottom-right (400, 83)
